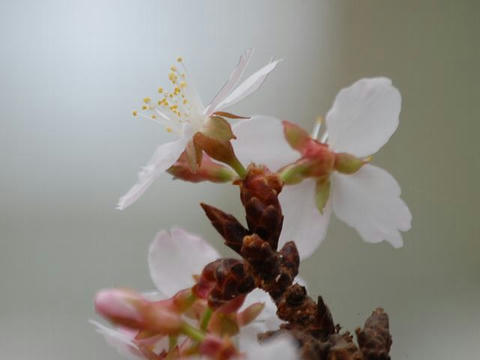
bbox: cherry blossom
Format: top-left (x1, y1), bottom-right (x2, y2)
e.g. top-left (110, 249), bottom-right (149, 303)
top-left (92, 228), bottom-right (289, 359)
top-left (117, 50), bottom-right (280, 210)
top-left (233, 78), bottom-right (412, 259)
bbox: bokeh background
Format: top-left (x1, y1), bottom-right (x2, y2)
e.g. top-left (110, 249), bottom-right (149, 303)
top-left (1, 0), bottom-right (478, 359)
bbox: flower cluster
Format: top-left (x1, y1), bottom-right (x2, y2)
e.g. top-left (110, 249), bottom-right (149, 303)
top-left (92, 228), bottom-right (293, 359)
top-left (94, 50), bottom-right (411, 359)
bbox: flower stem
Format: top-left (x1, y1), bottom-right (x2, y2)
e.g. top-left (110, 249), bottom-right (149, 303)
top-left (200, 307), bottom-right (213, 330)
top-left (229, 157), bottom-right (247, 178)
top-left (168, 336), bottom-right (178, 351)
top-left (279, 164), bottom-right (305, 184)
top-left (181, 322), bottom-right (205, 342)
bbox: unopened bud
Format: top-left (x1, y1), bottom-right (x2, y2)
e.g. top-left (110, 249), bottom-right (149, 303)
top-left (95, 288), bottom-right (183, 334)
top-left (334, 152), bottom-right (366, 174)
top-left (94, 288), bottom-right (146, 329)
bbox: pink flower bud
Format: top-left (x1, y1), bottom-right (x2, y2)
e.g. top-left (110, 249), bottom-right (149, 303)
top-left (95, 288), bottom-right (183, 335)
top-left (95, 288), bottom-right (146, 329)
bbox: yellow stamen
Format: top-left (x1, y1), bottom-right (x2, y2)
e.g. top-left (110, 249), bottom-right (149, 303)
top-left (132, 111), bottom-right (138, 117)
top-left (141, 105), bottom-right (148, 110)
top-left (143, 97), bottom-right (151, 104)
top-left (176, 57), bottom-right (183, 63)
top-left (169, 72), bottom-right (178, 83)
top-left (158, 87), bottom-right (163, 93)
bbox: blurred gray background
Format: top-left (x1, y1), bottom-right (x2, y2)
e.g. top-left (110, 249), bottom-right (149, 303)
top-left (1, 0), bottom-right (478, 359)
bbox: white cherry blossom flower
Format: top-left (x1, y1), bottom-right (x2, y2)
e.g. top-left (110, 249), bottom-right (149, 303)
top-left (92, 228), bottom-right (284, 359)
top-left (117, 50), bottom-right (281, 210)
top-left (233, 78), bottom-right (412, 259)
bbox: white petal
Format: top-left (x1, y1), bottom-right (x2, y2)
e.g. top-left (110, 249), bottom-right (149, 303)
top-left (116, 137), bottom-right (188, 210)
top-left (90, 320), bottom-right (142, 359)
top-left (331, 164), bottom-right (411, 248)
top-left (326, 77), bottom-right (401, 157)
top-left (241, 289), bottom-right (282, 331)
top-left (204, 49), bottom-right (254, 116)
top-left (242, 333), bottom-right (298, 360)
top-left (232, 115), bottom-right (298, 171)
top-left (278, 180), bottom-right (332, 260)
top-left (214, 59), bottom-right (281, 111)
top-left (148, 228), bottom-right (220, 295)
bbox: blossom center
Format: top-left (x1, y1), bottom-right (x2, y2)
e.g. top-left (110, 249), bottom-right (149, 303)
top-left (133, 57), bottom-right (206, 137)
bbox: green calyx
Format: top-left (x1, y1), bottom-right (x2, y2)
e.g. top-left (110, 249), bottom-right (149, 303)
top-left (334, 152), bottom-right (366, 174)
top-left (315, 177), bottom-right (331, 214)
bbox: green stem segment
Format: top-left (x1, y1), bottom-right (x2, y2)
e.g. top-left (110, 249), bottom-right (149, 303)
top-left (200, 307), bottom-right (213, 330)
top-left (181, 322), bottom-right (205, 342)
top-left (279, 164), bottom-right (305, 184)
top-left (229, 156), bottom-right (247, 178)
top-left (168, 336), bottom-right (178, 351)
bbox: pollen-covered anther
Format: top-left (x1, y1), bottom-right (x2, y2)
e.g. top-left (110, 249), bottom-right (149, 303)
top-left (169, 72), bottom-right (178, 84)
